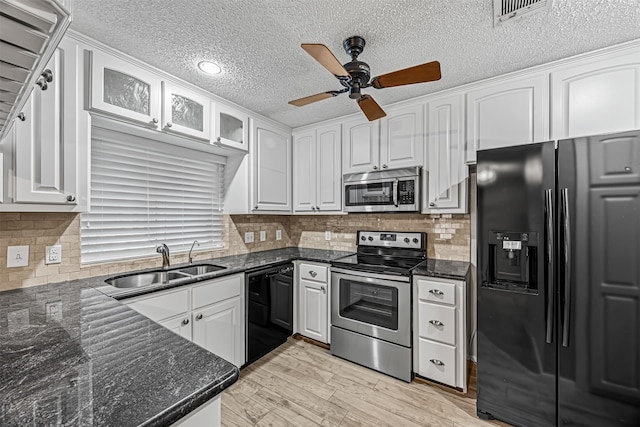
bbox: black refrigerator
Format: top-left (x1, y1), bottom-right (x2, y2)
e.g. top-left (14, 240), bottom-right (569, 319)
top-left (476, 130), bottom-right (640, 427)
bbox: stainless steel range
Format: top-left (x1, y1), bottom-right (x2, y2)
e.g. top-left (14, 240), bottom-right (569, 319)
top-left (330, 230), bottom-right (426, 382)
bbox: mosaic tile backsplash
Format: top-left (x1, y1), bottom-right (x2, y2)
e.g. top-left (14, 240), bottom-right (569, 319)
top-left (0, 212), bottom-right (469, 291)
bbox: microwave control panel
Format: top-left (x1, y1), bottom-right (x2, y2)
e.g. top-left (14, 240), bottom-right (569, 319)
top-left (398, 180), bottom-right (415, 204)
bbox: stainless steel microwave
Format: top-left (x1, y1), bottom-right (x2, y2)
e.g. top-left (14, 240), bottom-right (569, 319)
top-left (343, 167), bottom-right (421, 213)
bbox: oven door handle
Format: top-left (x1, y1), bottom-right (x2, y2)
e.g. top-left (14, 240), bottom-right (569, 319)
top-left (330, 267), bottom-right (410, 283)
top-left (393, 178), bottom-right (399, 207)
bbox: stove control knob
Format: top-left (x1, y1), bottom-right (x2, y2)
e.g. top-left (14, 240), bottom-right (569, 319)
top-left (368, 236), bottom-right (373, 241)
top-left (361, 236), bottom-right (366, 241)
top-left (413, 238), bottom-right (419, 244)
top-left (404, 238), bottom-right (410, 243)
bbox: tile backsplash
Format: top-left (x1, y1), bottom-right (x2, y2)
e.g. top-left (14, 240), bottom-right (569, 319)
top-left (0, 212), bottom-right (469, 291)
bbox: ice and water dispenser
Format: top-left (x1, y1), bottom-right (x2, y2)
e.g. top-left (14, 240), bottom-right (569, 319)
top-left (483, 231), bottom-right (538, 293)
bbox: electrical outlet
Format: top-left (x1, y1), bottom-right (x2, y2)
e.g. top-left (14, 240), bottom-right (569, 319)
top-left (325, 231), bottom-right (331, 241)
top-left (7, 245), bottom-right (29, 268)
top-left (45, 245), bottom-right (62, 265)
top-left (46, 301), bottom-right (63, 321)
top-left (276, 229), bottom-right (282, 241)
top-left (244, 231), bottom-right (254, 243)
top-left (260, 230), bottom-right (266, 241)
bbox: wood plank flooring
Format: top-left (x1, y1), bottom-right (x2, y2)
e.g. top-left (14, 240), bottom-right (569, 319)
top-left (221, 338), bottom-right (510, 426)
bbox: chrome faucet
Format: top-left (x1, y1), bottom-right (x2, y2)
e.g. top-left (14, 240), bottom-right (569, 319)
top-left (156, 244), bottom-right (170, 269)
top-left (188, 240), bottom-right (200, 264)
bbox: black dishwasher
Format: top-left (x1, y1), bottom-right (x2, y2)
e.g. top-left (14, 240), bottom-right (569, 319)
top-left (245, 262), bottom-right (294, 366)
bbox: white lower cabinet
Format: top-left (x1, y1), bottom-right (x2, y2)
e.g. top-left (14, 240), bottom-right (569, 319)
top-left (296, 261), bottom-right (329, 344)
top-left (192, 297), bottom-right (243, 368)
top-left (123, 273), bottom-right (245, 367)
top-left (171, 395), bottom-right (220, 427)
top-left (413, 275), bottom-right (468, 391)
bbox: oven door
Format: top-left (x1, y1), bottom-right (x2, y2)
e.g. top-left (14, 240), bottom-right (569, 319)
top-left (331, 267), bottom-right (411, 347)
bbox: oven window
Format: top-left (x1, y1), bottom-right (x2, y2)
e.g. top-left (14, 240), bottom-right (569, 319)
top-left (344, 182), bottom-right (394, 206)
top-left (339, 279), bottom-right (398, 330)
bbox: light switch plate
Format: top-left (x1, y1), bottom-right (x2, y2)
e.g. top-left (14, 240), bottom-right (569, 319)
top-left (7, 245), bottom-right (29, 268)
top-left (45, 245), bottom-right (62, 264)
top-left (244, 232), bottom-right (254, 243)
top-left (276, 230), bottom-right (282, 241)
top-left (260, 231), bottom-right (266, 241)
top-left (46, 301), bottom-right (63, 321)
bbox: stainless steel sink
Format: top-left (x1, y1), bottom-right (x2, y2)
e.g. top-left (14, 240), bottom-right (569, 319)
top-left (176, 264), bottom-right (226, 276)
top-left (105, 263), bottom-right (226, 288)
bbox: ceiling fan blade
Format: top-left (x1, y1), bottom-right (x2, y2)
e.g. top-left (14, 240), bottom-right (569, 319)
top-left (288, 92), bottom-right (336, 107)
top-left (301, 44), bottom-right (351, 78)
top-left (357, 95), bottom-right (386, 121)
top-left (371, 61), bottom-right (441, 89)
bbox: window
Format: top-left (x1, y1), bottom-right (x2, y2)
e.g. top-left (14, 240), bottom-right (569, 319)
top-left (81, 127), bottom-right (225, 264)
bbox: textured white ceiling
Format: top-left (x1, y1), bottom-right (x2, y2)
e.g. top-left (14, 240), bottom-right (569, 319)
top-left (71, 0), bottom-right (640, 129)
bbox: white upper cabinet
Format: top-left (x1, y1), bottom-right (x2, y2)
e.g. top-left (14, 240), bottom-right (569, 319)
top-left (6, 37), bottom-right (90, 211)
top-left (89, 50), bottom-right (162, 127)
top-left (342, 105), bottom-right (424, 174)
top-left (342, 116), bottom-right (380, 174)
top-left (90, 50), bottom-right (211, 141)
top-left (551, 49), bottom-right (640, 139)
top-left (253, 120), bottom-right (292, 212)
top-left (465, 73), bottom-right (549, 163)
top-left (213, 102), bottom-right (249, 151)
top-left (293, 123), bottom-right (342, 213)
top-left (424, 94), bottom-right (467, 213)
top-left (380, 103), bottom-right (425, 170)
top-left (161, 82), bottom-right (211, 140)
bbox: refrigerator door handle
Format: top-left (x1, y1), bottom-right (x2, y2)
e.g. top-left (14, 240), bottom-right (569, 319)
top-left (545, 189), bottom-right (554, 344)
top-left (561, 188), bottom-right (572, 348)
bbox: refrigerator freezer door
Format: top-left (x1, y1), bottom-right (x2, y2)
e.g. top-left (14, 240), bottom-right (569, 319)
top-left (476, 142), bottom-right (557, 427)
top-left (557, 131), bottom-right (640, 426)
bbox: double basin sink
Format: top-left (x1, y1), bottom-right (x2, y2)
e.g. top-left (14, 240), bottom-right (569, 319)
top-left (105, 263), bottom-right (226, 288)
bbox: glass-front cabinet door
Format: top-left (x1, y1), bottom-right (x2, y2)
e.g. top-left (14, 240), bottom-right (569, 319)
top-left (213, 102), bottom-right (249, 151)
top-left (89, 50), bottom-right (161, 127)
top-left (161, 82), bottom-right (211, 140)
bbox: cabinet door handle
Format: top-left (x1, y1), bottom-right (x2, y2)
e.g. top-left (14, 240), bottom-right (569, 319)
top-left (196, 314), bottom-right (203, 321)
top-left (382, 164), bottom-right (388, 169)
top-left (429, 359), bottom-right (445, 366)
top-left (182, 318), bottom-right (189, 325)
top-left (309, 271), bottom-right (317, 278)
top-left (166, 122), bottom-right (173, 128)
top-left (17, 112), bottom-right (26, 121)
top-left (315, 206), bottom-right (320, 210)
top-left (152, 118), bottom-right (158, 124)
top-left (429, 320), bottom-right (444, 327)
top-left (429, 289), bottom-right (444, 296)
top-left (254, 205), bottom-right (259, 210)
top-left (373, 165), bottom-right (378, 170)
top-left (321, 286), bottom-right (326, 294)
top-left (66, 195), bottom-right (76, 202)
top-left (429, 202), bottom-right (436, 207)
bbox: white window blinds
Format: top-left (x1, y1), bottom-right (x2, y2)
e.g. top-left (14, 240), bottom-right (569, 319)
top-left (81, 128), bottom-right (225, 264)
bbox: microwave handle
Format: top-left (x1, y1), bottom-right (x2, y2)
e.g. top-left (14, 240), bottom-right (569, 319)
top-left (393, 179), bottom-right (399, 207)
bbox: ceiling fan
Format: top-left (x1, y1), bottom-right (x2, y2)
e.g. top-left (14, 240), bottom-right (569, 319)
top-left (289, 36), bottom-right (441, 121)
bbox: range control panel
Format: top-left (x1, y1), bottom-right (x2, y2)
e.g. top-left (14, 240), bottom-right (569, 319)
top-left (357, 231), bottom-right (425, 249)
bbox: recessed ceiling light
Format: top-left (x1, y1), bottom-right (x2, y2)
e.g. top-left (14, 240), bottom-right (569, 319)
top-left (198, 61), bottom-right (222, 75)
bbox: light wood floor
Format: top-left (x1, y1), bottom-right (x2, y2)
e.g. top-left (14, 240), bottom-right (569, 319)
top-left (221, 338), bottom-right (510, 427)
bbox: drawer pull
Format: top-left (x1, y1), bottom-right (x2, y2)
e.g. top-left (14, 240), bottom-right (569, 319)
top-left (429, 320), bottom-right (444, 327)
top-left (429, 289), bottom-right (444, 296)
top-left (182, 318), bottom-right (189, 325)
top-left (429, 359), bottom-right (445, 366)
top-left (309, 271), bottom-right (317, 278)
top-left (196, 313), bottom-right (203, 321)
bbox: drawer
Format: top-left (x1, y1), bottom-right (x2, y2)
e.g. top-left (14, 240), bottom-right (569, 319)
top-left (417, 279), bottom-right (456, 305)
top-left (192, 274), bottom-right (242, 310)
top-left (418, 302), bottom-right (456, 345)
top-left (299, 263), bottom-right (328, 283)
top-left (417, 338), bottom-right (456, 387)
top-left (125, 288), bottom-right (189, 322)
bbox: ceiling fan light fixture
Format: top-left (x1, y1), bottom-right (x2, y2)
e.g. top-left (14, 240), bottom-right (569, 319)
top-left (198, 61), bottom-right (222, 75)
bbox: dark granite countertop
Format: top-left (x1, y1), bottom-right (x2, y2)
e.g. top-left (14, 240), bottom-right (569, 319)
top-left (412, 258), bottom-right (470, 280)
top-left (0, 247), bottom-right (352, 427)
top-left (1, 247), bottom-right (468, 426)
